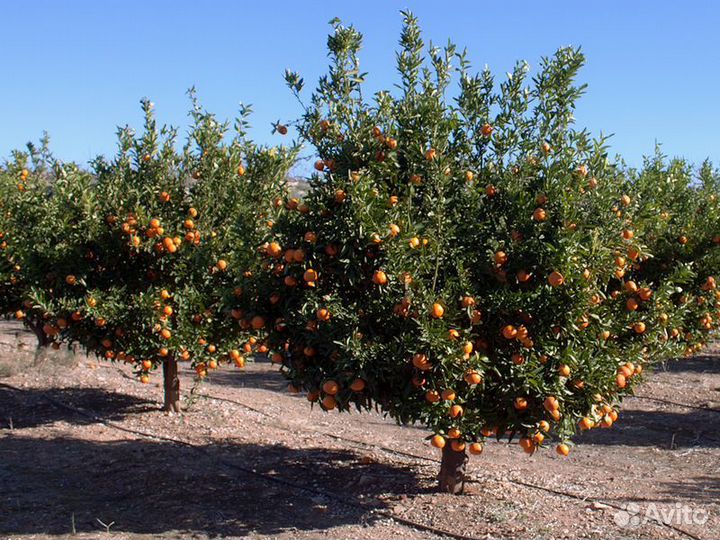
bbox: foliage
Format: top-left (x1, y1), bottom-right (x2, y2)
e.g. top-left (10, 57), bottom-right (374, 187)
top-left (247, 13), bottom-right (720, 456)
top-left (2, 97), bottom-right (296, 392)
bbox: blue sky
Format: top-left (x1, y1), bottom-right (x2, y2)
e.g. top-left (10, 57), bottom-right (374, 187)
top-left (2, 1), bottom-right (719, 172)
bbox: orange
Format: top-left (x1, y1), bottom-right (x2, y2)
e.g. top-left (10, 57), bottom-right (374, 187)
top-left (469, 442), bottom-right (483, 455)
top-left (350, 378), bottom-right (366, 392)
top-left (304, 268), bottom-right (319, 283)
top-left (441, 388), bottom-right (456, 401)
top-left (431, 435), bottom-right (446, 449)
top-left (464, 370), bottom-right (482, 385)
top-left (556, 443), bottom-right (570, 456)
top-left (316, 308), bottom-right (331, 321)
top-left (450, 440), bottom-right (466, 452)
top-left (532, 208), bottom-right (547, 222)
top-left (543, 396), bottom-right (559, 411)
top-left (449, 405), bottom-right (463, 418)
top-left (502, 325), bottom-right (517, 339)
top-left (250, 316), bottom-right (266, 329)
top-left (494, 251), bottom-right (508, 265)
top-left (425, 148), bottom-right (437, 160)
top-left (514, 397), bottom-right (528, 411)
top-left (430, 303), bottom-right (445, 319)
top-left (548, 271), bottom-right (564, 287)
top-left (413, 353), bottom-right (432, 371)
top-left (322, 380), bottom-right (339, 395)
top-left (321, 395), bottom-right (337, 410)
top-left (372, 270), bottom-right (388, 285)
top-left (425, 389), bottom-right (441, 403)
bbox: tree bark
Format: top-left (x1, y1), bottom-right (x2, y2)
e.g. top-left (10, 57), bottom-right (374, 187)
top-left (26, 319), bottom-right (51, 349)
top-left (162, 358), bottom-right (181, 412)
top-left (438, 445), bottom-right (468, 494)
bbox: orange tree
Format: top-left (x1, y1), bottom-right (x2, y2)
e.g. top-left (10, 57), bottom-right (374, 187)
top-left (244, 13), bottom-right (719, 493)
top-left (622, 152), bottom-right (719, 356)
top-left (0, 136), bottom-right (94, 349)
top-left (7, 96), bottom-right (295, 411)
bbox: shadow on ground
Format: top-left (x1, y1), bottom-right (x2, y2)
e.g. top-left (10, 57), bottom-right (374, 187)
top-left (577, 408), bottom-right (720, 448)
top-left (0, 432), bottom-right (421, 536)
top-left (0, 385), bottom-right (157, 429)
top-left (206, 358), bottom-right (287, 393)
top-left (658, 352), bottom-right (720, 374)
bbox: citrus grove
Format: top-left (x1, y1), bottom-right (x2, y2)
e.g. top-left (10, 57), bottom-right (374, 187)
top-left (0, 95), bottom-right (296, 411)
top-left (242, 13), bottom-right (720, 492)
top-left (0, 12), bottom-right (718, 493)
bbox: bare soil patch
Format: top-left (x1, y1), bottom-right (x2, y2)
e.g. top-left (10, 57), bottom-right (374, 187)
top-left (1, 321), bottom-right (718, 539)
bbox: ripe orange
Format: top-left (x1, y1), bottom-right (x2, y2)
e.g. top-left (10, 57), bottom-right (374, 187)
top-left (543, 396), bottom-right (559, 412)
top-left (350, 378), bottom-right (366, 392)
top-left (633, 321), bottom-right (646, 334)
top-left (430, 303), bottom-right (445, 318)
top-left (250, 316), bottom-right (266, 329)
top-left (494, 251), bottom-right (508, 265)
top-left (464, 370), bottom-right (482, 385)
top-left (558, 364), bottom-right (571, 377)
top-left (548, 271), bottom-right (564, 287)
top-left (556, 443), bottom-right (570, 456)
top-left (502, 325), bottom-right (517, 339)
top-left (322, 395), bottom-right (337, 410)
top-left (431, 435), bottom-right (446, 449)
top-left (519, 437), bottom-right (534, 454)
top-left (372, 270), bottom-right (388, 285)
top-left (469, 442), bottom-right (483, 455)
top-left (425, 148), bottom-right (437, 160)
top-left (514, 397), bottom-right (528, 411)
top-left (450, 440), bottom-right (466, 452)
top-left (511, 353), bottom-right (525, 365)
top-left (441, 388), bottom-right (456, 401)
top-left (449, 405), bottom-right (463, 418)
top-left (322, 380), bottom-right (339, 395)
top-left (480, 123), bottom-right (493, 136)
top-left (532, 208), bottom-right (547, 222)
top-left (425, 389), bottom-right (440, 403)
top-left (316, 308), bottom-right (331, 321)
top-left (303, 268), bottom-right (319, 283)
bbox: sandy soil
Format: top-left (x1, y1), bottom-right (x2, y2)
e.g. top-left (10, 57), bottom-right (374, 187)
top-left (1, 320), bottom-right (718, 540)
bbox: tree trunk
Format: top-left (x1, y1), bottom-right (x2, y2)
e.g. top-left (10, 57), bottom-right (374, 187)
top-left (438, 445), bottom-right (468, 494)
top-left (162, 359), bottom-right (181, 412)
top-left (26, 319), bottom-right (51, 349)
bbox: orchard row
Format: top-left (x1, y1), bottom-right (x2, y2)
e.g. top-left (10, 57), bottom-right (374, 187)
top-left (1, 12), bottom-right (718, 492)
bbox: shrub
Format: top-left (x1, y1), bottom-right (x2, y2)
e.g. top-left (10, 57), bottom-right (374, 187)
top-left (247, 13), bottom-right (719, 492)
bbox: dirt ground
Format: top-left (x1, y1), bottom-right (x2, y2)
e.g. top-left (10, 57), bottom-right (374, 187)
top-left (1, 320), bottom-right (719, 540)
